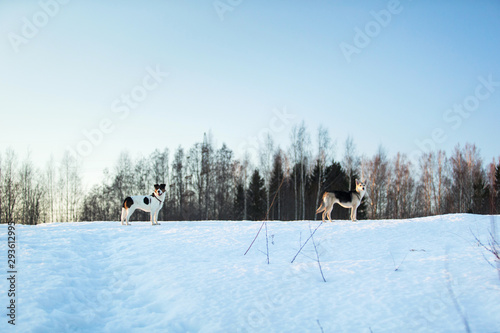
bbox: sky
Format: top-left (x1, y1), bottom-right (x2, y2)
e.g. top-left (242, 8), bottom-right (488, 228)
top-left (1, 0), bottom-right (499, 187)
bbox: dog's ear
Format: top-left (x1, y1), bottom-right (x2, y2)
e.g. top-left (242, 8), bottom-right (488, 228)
top-left (154, 184), bottom-right (160, 189)
top-left (160, 184), bottom-right (166, 190)
top-left (355, 179), bottom-right (359, 185)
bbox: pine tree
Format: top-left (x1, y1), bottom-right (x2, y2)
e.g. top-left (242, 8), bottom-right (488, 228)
top-left (247, 169), bottom-right (266, 221)
top-left (233, 183), bottom-right (245, 220)
top-left (309, 161), bottom-right (322, 220)
top-left (472, 176), bottom-right (489, 214)
top-left (269, 150), bottom-right (284, 220)
top-left (495, 163), bottom-right (500, 213)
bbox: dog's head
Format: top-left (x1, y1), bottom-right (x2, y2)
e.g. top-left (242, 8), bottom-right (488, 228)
top-left (355, 179), bottom-right (366, 193)
top-left (154, 184), bottom-right (167, 196)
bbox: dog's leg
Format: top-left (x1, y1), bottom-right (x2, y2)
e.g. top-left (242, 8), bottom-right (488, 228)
top-left (122, 208), bottom-right (132, 225)
top-left (317, 201), bottom-right (325, 222)
top-left (351, 205), bottom-right (358, 222)
top-left (152, 210), bottom-right (158, 225)
top-left (126, 208), bottom-right (135, 225)
top-left (155, 211), bottom-right (161, 225)
top-left (327, 204), bottom-right (334, 223)
top-left (316, 202), bottom-right (325, 215)
top-left (121, 208), bottom-right (126, 225)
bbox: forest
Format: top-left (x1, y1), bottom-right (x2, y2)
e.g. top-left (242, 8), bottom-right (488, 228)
top-left (1, 124), bottom-right (499, 224)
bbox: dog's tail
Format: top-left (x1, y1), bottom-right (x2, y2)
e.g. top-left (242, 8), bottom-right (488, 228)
top-left (316, 192), bottom-right (327, 214)
top-left (123, 197), bottom-right (133, 209)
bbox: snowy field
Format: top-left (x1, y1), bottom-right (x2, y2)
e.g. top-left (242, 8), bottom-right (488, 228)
top-left (2, 214), bottom-right (500, 332)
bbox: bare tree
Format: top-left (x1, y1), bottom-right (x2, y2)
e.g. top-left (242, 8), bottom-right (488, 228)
top-left (2, 149), bottom-right (19, 223)
top-left (183, 150), bottom-right (197, 220)
top-left (172, 146), bottom-right (185, 219)
top-left (151, 148), bottom-right (169, 184)
top-left (387, 153), bottom-right (414, 219)
top-left (259, 133), bottom-right (274, 215)
top-left (315, 126), bottom-right (333, 220)
top-left (362, 146), bottom-right (389, 219)
top-left (19, 153), bottom-right (44, 224)
top-left (111, 151), bottom-right (134, 220)
top-left (214, 143), bottom-right (233, 220)
top-left (342, 135), bottom-right (359, 191)
top-left (449, 143), bottom-right (484, 213)
top-left (135, 156), bottom-right (152, 195)
top-left (201, 132), bottom-right (214, 219)
top-left (433, 150), bottom-right (450, 215)
top-left (289, 122), bottom-right (311, 220)
top-left (187, 143), bottom-right (204, 220)
top-left (44, 156), bottom-right (58, 222)
top-left (0, 152), bottom-right (2, 223)
top-left (418, 152), bottom-right (435, 216)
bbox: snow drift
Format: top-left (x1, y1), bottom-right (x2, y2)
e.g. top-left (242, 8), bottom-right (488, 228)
top-left (1, 214), bottom-right (499, 332)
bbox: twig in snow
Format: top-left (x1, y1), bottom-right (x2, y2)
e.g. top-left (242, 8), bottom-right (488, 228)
top-left (265, 220), bottom-right (270, 264)
top-left (470, 219), bottom-right (500, 277)
top-left (291, 221), bottom-right (323, 263)
top-left (445, 260), bottom-right (471, 333)
top-left (446, 281), bottom-right (471, 333)
top-left (245, 220), bottom-right (270, 264)
top-left (390, 251), bottom-right (410, 272)
top-left (310, 222), bottom-right (326, 282)
top-left (390, 252), bottom-right (396, 268)
top-left (316, 320), bottom-right (324, 333)
top-left (476, 231), bottom-right (500, 260)
top-left (244, 174), bottom-right (286, 257)
top-left (244, 220), bottom-right (265, 256)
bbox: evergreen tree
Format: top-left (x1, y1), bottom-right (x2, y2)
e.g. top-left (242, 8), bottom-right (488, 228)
top-left (269, 150), bottom-right (284, 220)
top-left (308, 161), bottom-right (322, 220)
top-left (233, 183), bottom-right (245, 220)
top-left (247, 169), bottom-right (266, 221)
top-left (495, 163), bottom-right (500, 213)
top-left (214, 144), bottom-right (233, 220)
top-left (472, 176), bottom-right (489, 214)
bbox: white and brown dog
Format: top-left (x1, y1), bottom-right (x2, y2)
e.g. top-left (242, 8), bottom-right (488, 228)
top-left (316, 179), bottom-right (367, 222)
top-left (121, 184), bottom-right (166, 225)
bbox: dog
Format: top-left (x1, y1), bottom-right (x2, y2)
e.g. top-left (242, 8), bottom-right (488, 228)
top-left (316, 179), bottom-right (366, 222)
top-left (121, 184), bottom-right (166, 225)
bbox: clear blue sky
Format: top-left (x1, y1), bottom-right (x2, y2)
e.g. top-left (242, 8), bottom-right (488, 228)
top-left (1, 0), bottom-right (499, 186)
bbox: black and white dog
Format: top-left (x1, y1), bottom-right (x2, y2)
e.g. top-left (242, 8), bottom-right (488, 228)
top-left (316, 179), bottom-right (367, 222)
top-left (121, 184), bottom-right (166, 225)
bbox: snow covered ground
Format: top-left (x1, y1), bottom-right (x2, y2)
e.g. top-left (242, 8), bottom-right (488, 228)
top-left (1, 214), bottom-right (500, 332)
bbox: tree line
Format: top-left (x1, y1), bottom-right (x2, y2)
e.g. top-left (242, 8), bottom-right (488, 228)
top-left (1, 124), bottom-right (499, 224)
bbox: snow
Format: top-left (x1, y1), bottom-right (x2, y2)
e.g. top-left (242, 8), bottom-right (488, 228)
top-left (2, 214), bottom-right (500, 332)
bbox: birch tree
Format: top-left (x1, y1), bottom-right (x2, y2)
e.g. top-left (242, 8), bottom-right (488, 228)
top-left (363, 146), bottom-right (389, 219)
top-left (342, 136), bottom-right (359, 191)
top-left (1, 149), bottom-right (19, 223)
top-left (289, 122), bottom-right (310, 220)
top-left (259, 133), bottom-right (274, 215)
top-left (314, 126), bottom-right (332, 220)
